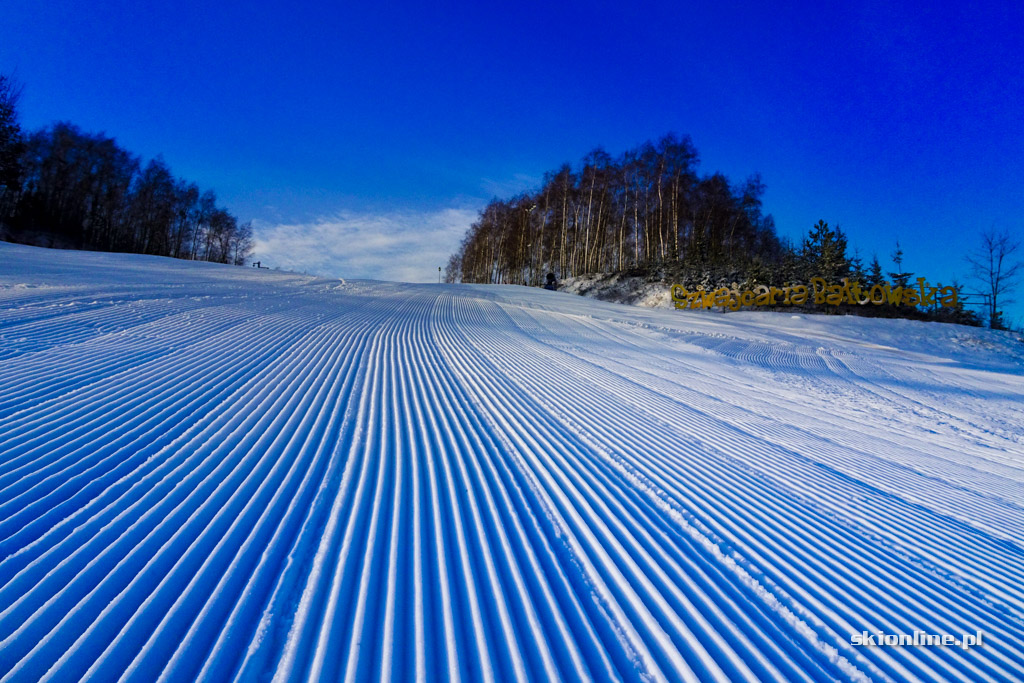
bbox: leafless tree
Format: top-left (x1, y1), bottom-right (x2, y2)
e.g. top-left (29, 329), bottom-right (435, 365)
top-left (965, 227), bottom-right (1023, 329)
top-left (446, 134), bottom-right (779, 286)
top-left (0, 73), bottom-right (25, 226)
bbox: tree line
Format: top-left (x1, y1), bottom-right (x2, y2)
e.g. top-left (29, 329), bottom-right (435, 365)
top-left (446, 134), bottom-right (781, 286)
top-left (446, 134), bottom-right (991, 326)
top-left (0, 74), bottom-right (252, 265)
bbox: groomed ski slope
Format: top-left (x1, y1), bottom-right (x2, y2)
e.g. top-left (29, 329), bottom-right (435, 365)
top-left (1, 242), bottom-right (1023, 683)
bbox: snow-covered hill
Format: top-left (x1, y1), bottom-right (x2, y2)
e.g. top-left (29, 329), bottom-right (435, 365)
top-left (1, 242), bottom-right (1022, 682)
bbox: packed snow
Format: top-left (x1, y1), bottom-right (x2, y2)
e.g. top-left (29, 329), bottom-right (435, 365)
top-left (1, 241), bottom-right (1022, 682)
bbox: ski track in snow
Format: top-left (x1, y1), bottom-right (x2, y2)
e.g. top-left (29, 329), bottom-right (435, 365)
top-left (1, 243), bottom-right (1023, 682)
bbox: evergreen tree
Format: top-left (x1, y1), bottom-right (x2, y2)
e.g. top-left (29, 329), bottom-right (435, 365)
top-left (867, 254), bottom-right (884, 286)
top-left (801, 220), bottom-right (849, 281)
top-left (990, 310), bottom-right (1007, 331)
top-left (775, 237), bottom-right (801, 284)
top-left (849, 248), bottom-right (866, 283)
top-left (888, 241), bottom-right (913, 287)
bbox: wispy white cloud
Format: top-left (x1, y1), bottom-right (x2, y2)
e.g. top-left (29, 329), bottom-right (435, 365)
top-left (252, 206), bottom-right (480, 283)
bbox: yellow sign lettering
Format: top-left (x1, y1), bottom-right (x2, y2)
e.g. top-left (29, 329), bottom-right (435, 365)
top-left (672, 278), bottom-right (959, 312)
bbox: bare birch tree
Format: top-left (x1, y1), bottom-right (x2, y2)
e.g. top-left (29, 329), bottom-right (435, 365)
top-left (965, 227), bottom-right (1023, 329)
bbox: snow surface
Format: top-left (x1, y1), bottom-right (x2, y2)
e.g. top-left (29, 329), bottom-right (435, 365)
top-left (1, 241), bottom-right (1023, 682)
top-left (559, 272), bottom-right (674, 309)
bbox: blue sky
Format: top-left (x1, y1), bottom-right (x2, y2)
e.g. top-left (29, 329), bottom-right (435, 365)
top-left (4, 1), bottom-right (1023, 319)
